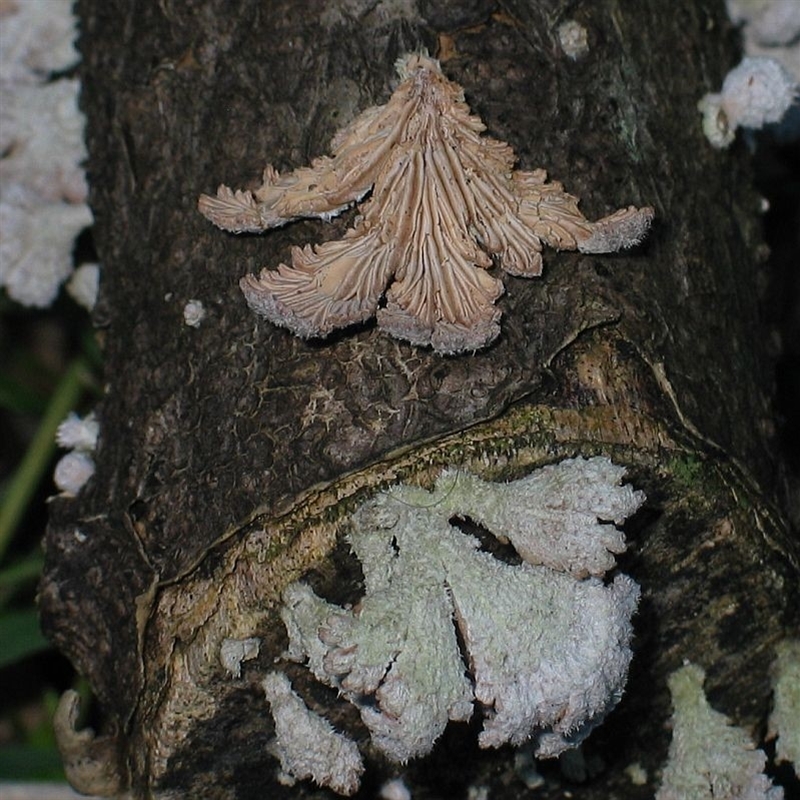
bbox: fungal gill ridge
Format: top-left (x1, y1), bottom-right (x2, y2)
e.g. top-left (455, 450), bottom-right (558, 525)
top-left (200, 54), bottom-right (654, 353)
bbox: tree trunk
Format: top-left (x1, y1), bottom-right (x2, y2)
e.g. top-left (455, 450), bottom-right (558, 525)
top-left (41, 1), bottom-right (799, 798)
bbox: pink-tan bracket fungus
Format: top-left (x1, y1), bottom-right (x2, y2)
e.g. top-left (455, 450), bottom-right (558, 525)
top-left (199, 53), bottom-right (654, 354)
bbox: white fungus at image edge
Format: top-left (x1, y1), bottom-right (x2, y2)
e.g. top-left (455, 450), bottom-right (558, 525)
top-left (0, 0), bottom-right (94, 308)
top-left (699, 56), bottom-right (798, 148)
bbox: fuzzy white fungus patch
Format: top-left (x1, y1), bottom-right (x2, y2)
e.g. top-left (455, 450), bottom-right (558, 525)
top-left (0, 0), bottom-right (80, 82)
top-left (0, 0), bottom-right (92, 307)
top-left (699, 56), bottom-right (797, 148)
top-left (54, 412), bottom-right (99, 496)
top-left (263, 671), bottom-right (364, 796)
top-left (278, 456), bottom-right (643, 791)
top-left (379, 777), bottom-right (412, 800)
top-left (656, 663), bottom-right (784, 800)
top-left (53, 451), bottom-right (95, 496)
top-left (768, 639), bottom-right (800, 769)
top-left (219, 637), bottom-right (260, 678)
top-left (183, 299), bottom-right (206, 328)
top-left (67, 263), bottom-right (100, 311)
top-left (56, 411), bottom-right (99, 451)
top-left (432, 459), bottom-right (644, 577)
top-left (557, 20), bottom-right (589, 60)
top-left (726, 1), bottom-right (800, 80)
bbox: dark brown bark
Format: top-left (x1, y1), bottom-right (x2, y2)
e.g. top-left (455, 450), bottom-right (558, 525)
top-left (41, 1), bottom-right (799, 798)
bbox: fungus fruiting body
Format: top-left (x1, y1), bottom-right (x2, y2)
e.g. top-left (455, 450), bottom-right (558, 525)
top-left (698, 56), bottom-right (798, 148)
top-left (182, 298), bottom-right (206, 328)
top-left (53, 411), bottom-right (99, 495)
top-left (557, 20), bottom-right (590, 60)
top-left (656, 664), bottom-right (784, 800)
top-left (0, 0), bottom-right (92, 307)
top-left (200, 54), bottom-right (654, 353)
top-left (219, 636), bottom-right (260, 678)
top-left (263, 671), bottom-right (364, 795)
top-left (768, 639), bottom-right (800, 769)
top-left (270, 458), bottom-right (645, 793)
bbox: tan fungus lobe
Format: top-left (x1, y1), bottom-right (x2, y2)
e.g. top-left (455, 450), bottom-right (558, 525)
top-left (199, 53), bottom-right (654, 354)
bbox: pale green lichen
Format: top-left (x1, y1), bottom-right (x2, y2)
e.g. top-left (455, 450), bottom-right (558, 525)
top-left (769, 639), bottom-right (800, 770)
top-left (656, 663), bottom-right (783, 800)
top-left (278, 457), bottom-right (643, 779)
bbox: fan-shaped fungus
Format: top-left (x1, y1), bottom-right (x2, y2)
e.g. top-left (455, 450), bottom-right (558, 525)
top-left (200, 54), bottom-right (654, 353)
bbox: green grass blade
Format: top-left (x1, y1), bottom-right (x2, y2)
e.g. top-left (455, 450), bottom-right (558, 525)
top-left (0, 607), bottom-right (51, 668)
top-left (0, 550), bottom-right (45, 590)
top-left (0, 357), bottom-right (91, 562)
